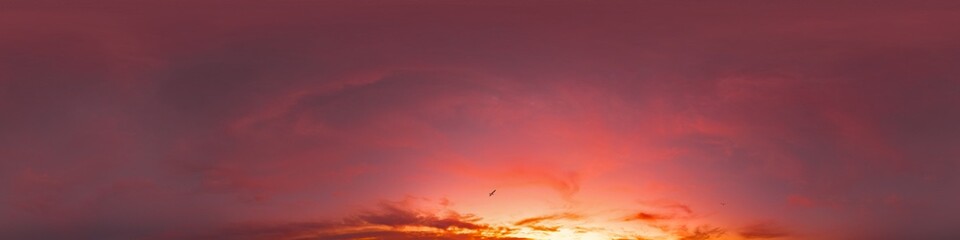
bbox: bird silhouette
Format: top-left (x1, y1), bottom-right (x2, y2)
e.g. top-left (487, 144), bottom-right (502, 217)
top-left (489, 189), bottom-right (496, 197)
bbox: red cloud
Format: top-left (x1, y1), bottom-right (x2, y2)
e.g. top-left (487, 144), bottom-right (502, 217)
top-left (739, 222), bottom-right (790, 239)
top-left (787, 195), bottom-right (815, 208)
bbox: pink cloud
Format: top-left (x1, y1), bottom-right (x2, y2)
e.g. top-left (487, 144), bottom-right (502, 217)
top-left (2, 1), bottom-right (960, 239)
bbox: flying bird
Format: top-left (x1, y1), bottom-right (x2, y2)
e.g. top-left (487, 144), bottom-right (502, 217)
top-left (489, 189), bottom-right (496, 197)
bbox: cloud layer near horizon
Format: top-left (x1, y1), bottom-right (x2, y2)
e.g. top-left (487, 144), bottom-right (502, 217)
top-left (2, 1), bottom-right (960, 239)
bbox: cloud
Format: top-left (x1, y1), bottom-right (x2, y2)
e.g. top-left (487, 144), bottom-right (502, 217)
top-left (739, 222), bottom-right (790, 239)
top-left (316, 230), bottom-right (528, 240)
top-left (637, 200), bottom-right (695, 215)
top-left (3, 1), bottom-right (960, 239)
top-left (626, 200), bottom-right (696, 223)
top-left (513, 213), bottom-right (581, 226)
top-left (355, 199), bottom-right (485, 230)
top-left (787, 194), bottom-right (815, 208)
top-left (625, 212), bottom-right (672, 222)
top-left (194, 197), bottom-right (524, 240)
top-left (511, 213), bottom-right (581, 233)
top-left (622, 202), bottom-right (723, 240)
top-left (674, 225), bottom-right (725, 240)
top-left (201, 222), bottom-right (525, 240)
top-left (495, 168), bottom-right (582, 202)
top-left (193, 221), bottom-right (339, 240)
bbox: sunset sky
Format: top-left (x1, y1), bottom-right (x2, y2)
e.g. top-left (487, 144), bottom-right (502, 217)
top-left (2, 1), bottom-right (960, 239)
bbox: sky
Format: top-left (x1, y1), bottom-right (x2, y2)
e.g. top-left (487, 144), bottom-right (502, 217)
top-left (2, 1), bottom-right (960, 239)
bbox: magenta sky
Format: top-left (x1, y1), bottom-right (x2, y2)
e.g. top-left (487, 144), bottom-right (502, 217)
top-left (2, 1), bottom-right (960, 240)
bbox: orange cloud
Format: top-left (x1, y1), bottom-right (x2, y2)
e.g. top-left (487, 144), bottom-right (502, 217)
top-left (513, 213), bottom-right (581, 226)
top-left (356, 206), bottom-right (483, 231)
top-left (626, 200), bottom-right (697, 223)
top-left (674, 225), bottom-right (726, 240)
top-left (625, 212), bottom-right (672, 222)
top-left (187, 198), bottom-right (528, 240)
top-left (510, 213), bottom-right (581, 233)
